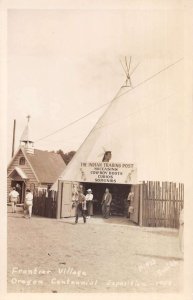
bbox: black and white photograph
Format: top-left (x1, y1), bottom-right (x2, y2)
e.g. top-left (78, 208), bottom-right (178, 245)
top-left (0, 0), bottom-right (193, 299)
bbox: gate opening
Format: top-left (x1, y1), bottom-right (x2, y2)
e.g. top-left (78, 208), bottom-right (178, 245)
top-left (81, 182), bottom-right (132, 217)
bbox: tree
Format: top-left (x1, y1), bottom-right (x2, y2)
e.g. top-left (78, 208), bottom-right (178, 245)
top-left (56, 149), bottom-right (76, 165)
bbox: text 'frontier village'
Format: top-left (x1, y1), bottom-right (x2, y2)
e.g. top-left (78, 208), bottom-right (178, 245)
top-left (7, 57), bottom-right (185, 293)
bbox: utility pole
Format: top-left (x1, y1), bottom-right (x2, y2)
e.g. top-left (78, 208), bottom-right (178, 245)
top-left (12, 119), bottom-right (16, 157)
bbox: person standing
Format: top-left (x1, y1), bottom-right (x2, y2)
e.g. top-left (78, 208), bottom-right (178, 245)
top-left (24, 189), bottom-right (33, 218)
top-left (9, 187), bottom-right (19, 213)
top-left (124, 197), bottom-right (129, 218)
top-left (75, 190), bottom-right (87, 224)
top-left (127, 188), bottom-right (134, 217)
top-left (101, 188), bottom-right (112, 219)
top-left (127, 189), bottom-right (134, 203)
top-left (85, 188), bottom-right (93, 218)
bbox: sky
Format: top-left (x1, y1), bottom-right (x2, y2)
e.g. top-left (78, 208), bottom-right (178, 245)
top-left (7, 5), bottom-right (184, 158)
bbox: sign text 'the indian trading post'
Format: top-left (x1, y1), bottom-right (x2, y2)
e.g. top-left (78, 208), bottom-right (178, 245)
top-left (80, 162), bottom-right (137, 184)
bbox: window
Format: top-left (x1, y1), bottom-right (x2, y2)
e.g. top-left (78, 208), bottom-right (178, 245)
top-left (19, 157), bottom-right (25, 165)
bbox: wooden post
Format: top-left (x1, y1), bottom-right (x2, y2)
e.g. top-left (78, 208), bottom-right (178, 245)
top-left (139, 183), bottom-right (143, 226)
top-left (56, 180), bottom-right (62, 219)
top-left (12, 119), bottom-right (16, 157)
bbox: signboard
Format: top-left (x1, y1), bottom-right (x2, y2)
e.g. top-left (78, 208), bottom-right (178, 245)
top-left (80, 162), bottom-right (137, 184)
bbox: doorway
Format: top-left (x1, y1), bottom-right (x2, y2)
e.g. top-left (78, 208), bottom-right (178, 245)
top-left (81, 183), bottom-right (132, 217)
top-left (11, 180), bottom-right (26, 203)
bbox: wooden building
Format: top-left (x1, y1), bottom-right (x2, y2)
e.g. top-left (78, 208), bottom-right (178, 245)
top-left (7, 120), bottom-right (66, 203)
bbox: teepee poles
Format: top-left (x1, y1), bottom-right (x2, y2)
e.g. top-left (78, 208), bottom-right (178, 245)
top-left (120, 56), bottom-right (140, 88)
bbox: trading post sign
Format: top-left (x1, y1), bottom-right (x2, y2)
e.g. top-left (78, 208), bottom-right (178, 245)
top-left (80, 162), bottom-right (137, 184)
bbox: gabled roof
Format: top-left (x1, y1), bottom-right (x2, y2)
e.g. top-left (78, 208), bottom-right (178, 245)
top-left (8, 167), bottom-right (28, 179)
top-left (8, 147), bottom-right (66, 184)
top-left (25, 149), bottom-right (66, 183)
top-left (7, 147), bottom-right (39, 182)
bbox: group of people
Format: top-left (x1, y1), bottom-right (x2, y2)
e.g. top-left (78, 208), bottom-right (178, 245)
top-left (9, 187), bottom-right (33, 219)
top-left (73, 187), bottom-right (113, 223)
top-left (9, 185), bottom-right (184, 254)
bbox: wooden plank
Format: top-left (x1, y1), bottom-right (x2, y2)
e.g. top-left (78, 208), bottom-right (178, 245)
top-left (141, 183), bottom-right (145, 226)
top-left (141, 183), bottom-right (144, 225)
top-left (163, 182), bottom-right (165, 227)
top-left (152, 182), bottom-right (155, 227)
top-left (175, 187), bottom-right (179, 228)
top-left (129, 184), bottom-right (140, 224)
top-left (166, 182), bottom-right (169, 228)
top-left (160, 182), bottom-right (164, 228)
top-left (155, 181), bottom-right (159, 226)
top-left (150, 182), bottom-right (153, 226)
top-left (156, 182), bottom-right (159, 227)
top-left (161, 182), bottom-right (163, 227)
top-left (139, 184), bottom-right (143, 226)
top-left (161, 182), bottom-right (163, 226)
top-left (149, 182), bottom-right (152, 227)
top-left (165, 182), bottom-right (168, 228)
top-left (173, 184), bottom-right (176, 228)
top-left (144, 183), bottom-right (147, 226)
top-left (172, 184), bottom-right (176, 227)
top-left (168, 182), bottom-right (170, 228)
top-left (166, 182), bottom-right (169, 227)
top-left (173, 183), bottom-right (176, 228)
top-left (155, 182), bottom-right (157, 227)
top-left (168, 182), bottom-right (171, 228)
top-left (145, 182), bottom-right (148, 226)
top-left (160, 183), bottom-right (166, 227)
top-left (175, 184), bottom-right (180, 228)
top-left (163, 182), bottom-right (167, 227)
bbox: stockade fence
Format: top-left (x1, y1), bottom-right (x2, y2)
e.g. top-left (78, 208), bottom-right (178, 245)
top-left (31, 181), bottom-right (184, 227)
top-left (32, 189), bottom-right (57, 218)
top-left (140, 181), bottom-right (184, 228)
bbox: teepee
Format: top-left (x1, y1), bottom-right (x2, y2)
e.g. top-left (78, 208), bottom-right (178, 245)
top-left (52, 58), bottom-right (186, 190)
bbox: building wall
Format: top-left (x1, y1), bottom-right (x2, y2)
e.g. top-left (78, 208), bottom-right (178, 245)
top-left (7, 149), bottom-right (39, 200)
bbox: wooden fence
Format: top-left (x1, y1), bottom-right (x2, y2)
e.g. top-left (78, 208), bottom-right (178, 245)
top-left (32, 190), bottom-right (57, 218)
top-left (141, 181), bottom-right (184, 228)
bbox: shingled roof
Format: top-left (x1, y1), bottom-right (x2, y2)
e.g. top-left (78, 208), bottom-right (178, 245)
top-left (25, 149), bottom-right (66, 183)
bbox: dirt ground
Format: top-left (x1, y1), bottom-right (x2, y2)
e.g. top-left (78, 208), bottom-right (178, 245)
top-left (7, 207), bottom-right (183, 293)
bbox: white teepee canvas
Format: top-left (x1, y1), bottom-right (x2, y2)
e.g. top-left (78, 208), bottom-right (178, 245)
top-left (52, 59), bottom-right (186, 190)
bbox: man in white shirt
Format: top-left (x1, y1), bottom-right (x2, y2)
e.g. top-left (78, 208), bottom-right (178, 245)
top-left (127, 189), bottom-right (134, 217)
top-left (85, 189), bottom-right (93, 218)
top-left (24, 189), bottom-right (33, 218)
top-left (9, 187), bottom-right (19, 213)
